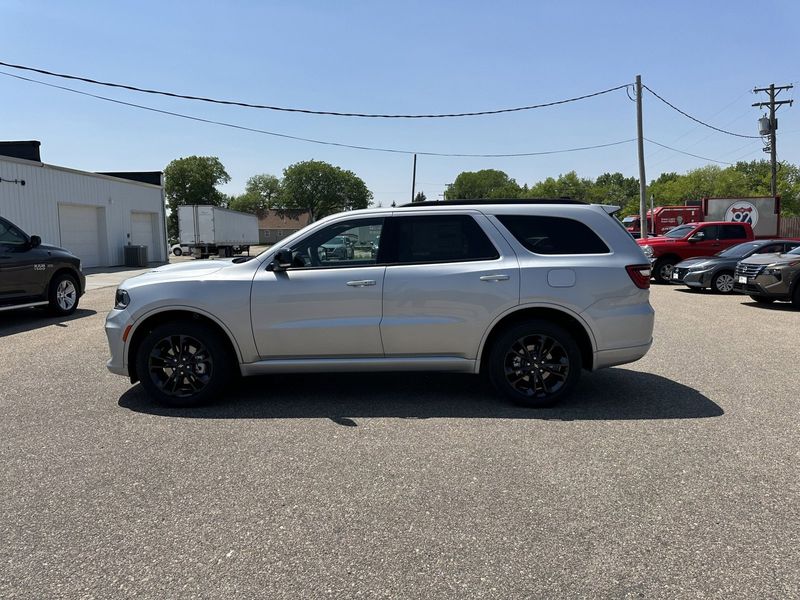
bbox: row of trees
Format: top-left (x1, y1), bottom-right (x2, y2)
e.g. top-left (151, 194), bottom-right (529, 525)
top-left (444, 161), bottom-right (800, 216)
top-left (163, 157), bottom-right (373, 238)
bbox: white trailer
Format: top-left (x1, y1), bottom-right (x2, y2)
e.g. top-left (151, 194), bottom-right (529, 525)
top-left (178, 205), bottom-right (259, 258)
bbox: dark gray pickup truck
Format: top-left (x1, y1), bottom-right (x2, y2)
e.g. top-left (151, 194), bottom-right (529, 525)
top-left (0, 216), bottom-right (85, 316)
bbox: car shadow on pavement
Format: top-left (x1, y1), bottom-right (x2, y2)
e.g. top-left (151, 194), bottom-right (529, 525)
top-left (118, 368), bottom-right (723, 422)
top-left (739, 300), bottom-right (798, 311)
top-left (0, 308), bottom-right (97, 337)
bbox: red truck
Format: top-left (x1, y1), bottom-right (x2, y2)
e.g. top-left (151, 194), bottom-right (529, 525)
top-left (625, 196), bottom-right (781, 239)
top-left (638, 221), bottom-right (755, 283)
top-left (623, 206), bottom-right (703, 237)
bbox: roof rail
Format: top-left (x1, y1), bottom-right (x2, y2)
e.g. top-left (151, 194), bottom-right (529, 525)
top-left (399, 198), bottom-right (586, 207)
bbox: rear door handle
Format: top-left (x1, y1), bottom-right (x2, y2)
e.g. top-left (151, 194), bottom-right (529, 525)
top-left (480, 274), bottom-right (510, 282)
top-left (346, 280), bottom-right (376, 287)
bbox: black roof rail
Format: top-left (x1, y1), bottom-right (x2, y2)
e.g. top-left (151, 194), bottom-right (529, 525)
top-left (399, 198), bottom-right (586, 207)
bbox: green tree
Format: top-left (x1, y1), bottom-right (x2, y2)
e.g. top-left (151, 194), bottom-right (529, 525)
top-left (229, 174), bottom-right (281, 214)
top-left (277, 160), bottom-right (372, 221)
top-left (445, 169), bottom-right (522, 199)
top-left (413, 191), bottom-right (427, 203)
top-left (526, 171), bottom-right (593, 200)
top-left (164, 156), bottom-right (230, 238)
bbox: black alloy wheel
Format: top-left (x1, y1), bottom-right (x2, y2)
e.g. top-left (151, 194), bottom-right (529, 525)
top-left (136, 321), bottom-right (233, 407)
top-left (489, 320), bottom-right (581, 408)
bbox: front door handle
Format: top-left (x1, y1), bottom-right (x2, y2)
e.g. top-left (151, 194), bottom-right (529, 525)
top-left (346, 280), bottom-right (376, 287)
top-left (480, 274), bottom-right (510, 282)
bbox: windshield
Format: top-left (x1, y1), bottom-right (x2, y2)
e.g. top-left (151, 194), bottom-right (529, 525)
top-left (789, 246), bottom-right (800, 256)
top-left (717, 242), bottom-right (762, 258)
top-left (664, 225), bottom-right (695, 239)
top-left (622, 217), bottom-right (637, 224)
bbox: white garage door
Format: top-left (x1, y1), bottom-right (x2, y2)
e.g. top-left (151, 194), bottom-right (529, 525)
top-left (59, 204), bottom-right (101, 268)
top-left (131, 212), bottom-right (157, 262)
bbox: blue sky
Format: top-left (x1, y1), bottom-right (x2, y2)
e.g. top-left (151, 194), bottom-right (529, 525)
top-left (2, 0), bottom-right (798, 204)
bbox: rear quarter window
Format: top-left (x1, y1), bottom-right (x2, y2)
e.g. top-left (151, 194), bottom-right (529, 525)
top-left (496, 215), bottom-right (610, 255)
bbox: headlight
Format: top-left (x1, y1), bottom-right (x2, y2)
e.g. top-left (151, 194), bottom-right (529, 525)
top-left (688, 263), bottom-right (709, 271)
top-left (642, 245), bottom-right (653, 258)
top-left (115, 289), bottom-right (130, 309)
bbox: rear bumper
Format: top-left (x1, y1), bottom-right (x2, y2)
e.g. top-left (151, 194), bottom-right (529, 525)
top-left (594, 340), bottom-right (652, 370)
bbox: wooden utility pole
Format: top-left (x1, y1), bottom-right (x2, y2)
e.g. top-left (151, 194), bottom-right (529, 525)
top-left (635, 75), bottom-right (648, 240)
top-left (753, 84), bottom-right (793, 196)
top-left (411, 153), bottom-right (417, 202)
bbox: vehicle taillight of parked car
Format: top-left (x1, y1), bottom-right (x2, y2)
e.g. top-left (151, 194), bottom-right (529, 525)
top-left (626, 264), bottom-right (652, 289)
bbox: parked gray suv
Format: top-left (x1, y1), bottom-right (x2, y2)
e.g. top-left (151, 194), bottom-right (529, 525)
top-left (106, 200), bottom-right (654, 408)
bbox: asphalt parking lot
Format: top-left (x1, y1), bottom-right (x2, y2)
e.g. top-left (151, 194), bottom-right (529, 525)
top-left (1, 281), bottom-right (798, 599)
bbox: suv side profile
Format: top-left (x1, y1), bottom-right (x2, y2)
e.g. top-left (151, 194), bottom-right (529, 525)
top-left (105, 201), bottom-right (654, 408)
top-left (0, 216), bottom-right (85, 316)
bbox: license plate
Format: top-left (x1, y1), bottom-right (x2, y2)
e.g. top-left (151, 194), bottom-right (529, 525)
top-left (738, 276), bottom-right (747, 284)
top-left (672, 272), bottom-right (679, 279)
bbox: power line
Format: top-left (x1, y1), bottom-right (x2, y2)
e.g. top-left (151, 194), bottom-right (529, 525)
top-left (0, 59), bottom-right (631, 119)
top-left (643, 138), bottom-right (734, 165)
top-left (0, 71), bottom-right (636, 158)
top-left (643, 84), bottom-right (760, 139)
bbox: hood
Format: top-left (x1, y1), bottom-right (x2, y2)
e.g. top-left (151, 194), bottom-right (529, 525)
top-left (675, 256), bottom-right (717, 268)
top-left (121, 258), bottom-right (244, 288)
top-left (637, 236), bottom-right (674, 246)
top-left (739, 253), bottom-right (798, 266)
top-left (39, 243), bottom-right (72, 254)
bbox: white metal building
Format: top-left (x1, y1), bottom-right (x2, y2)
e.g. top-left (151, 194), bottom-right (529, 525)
top-left (0, 141), bottom-right (167, 268)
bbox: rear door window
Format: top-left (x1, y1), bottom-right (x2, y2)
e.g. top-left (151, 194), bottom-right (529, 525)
top-left (719, 224), bottom-right (747, 240)
top-left (387, 215), bottom-right (499, 264)
top-left (496, 215), bottom-right (610, 255)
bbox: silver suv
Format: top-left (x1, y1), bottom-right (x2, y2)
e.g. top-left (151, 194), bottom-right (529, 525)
top-left (106, 200), bottom-right (654, 408)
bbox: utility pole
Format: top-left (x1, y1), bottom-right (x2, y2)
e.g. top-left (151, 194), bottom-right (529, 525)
top-left (635, 75), bottom-right (648, 241)
top-left (753, 84), bottom-right (793, 197)
top-left (411, 153), bottom-right (417, 202)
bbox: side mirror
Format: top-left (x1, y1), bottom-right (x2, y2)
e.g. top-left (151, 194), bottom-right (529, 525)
top-left (267, 248), bottom-right (293, 271)
top-left (29, 235), bottom-right (41, 248)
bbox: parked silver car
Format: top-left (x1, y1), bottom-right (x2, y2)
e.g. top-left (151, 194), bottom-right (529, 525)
top-left (106, 201), bottom-right (654, 408)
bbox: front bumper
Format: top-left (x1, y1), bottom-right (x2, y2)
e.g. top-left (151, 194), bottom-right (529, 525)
top-left (105, 307), bottom-right (129, 377)
top-left (732, 273), bottom-right (790, 299)
top-left (671, 267), bottom-right (713, 288)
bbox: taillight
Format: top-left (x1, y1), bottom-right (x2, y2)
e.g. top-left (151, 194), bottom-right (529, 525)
top-left (626, 264), bottom-right (651, 289)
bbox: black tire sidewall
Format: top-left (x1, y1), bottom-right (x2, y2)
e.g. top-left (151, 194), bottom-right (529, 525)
top-left (136, 320), bottom-right (232, 407)
top-left (48, 273), bottom-right (79, 316)
top-left (653, 258), bottom-right (676, 284)
top-left (173, 248), bottom-right (182, 256)
top-left (489, 319), bottom-right (582, 408)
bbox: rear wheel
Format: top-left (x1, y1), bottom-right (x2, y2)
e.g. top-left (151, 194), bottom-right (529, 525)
top-left (711, 271), bottom-right (735, 294)
top-left (749, 295), bottom-right (775, 305)
top-left (489, 320), bottom-right (581, 408)
top-left (653, 258), bottom-right (677, 284)
top-left (48, 272), bottom-right (79, 316)
top-left (135, 321), bottom-right (233, 407)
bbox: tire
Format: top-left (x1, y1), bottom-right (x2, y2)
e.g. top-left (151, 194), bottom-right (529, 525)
top-left (792, 285), bottom-right (800, 308)
top-left (488, 319), bottom-right (582, 408)
top-left (173, 247), bottom-right (182, 256)
top-left (711, 271), bottom-right (735, 294)
top-left (135, 320), bottom-right (234, 408)
top-left (653, 258), bottom-right (677, 284)
top-left (749, 295), bottom-right (775, 305)
top-left (47, 272), bottom-right (80, 316)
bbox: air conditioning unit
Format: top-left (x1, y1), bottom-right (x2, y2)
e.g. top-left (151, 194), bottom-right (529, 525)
top-left (123, 245), bottom-right (148, 267)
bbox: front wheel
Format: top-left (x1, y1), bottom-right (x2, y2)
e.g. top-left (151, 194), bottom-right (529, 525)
top-left (172, 247), bottom-right (182, 256)
top-left (48, 273), bottom-right (80, 316)
top-left (489, 320), bottom-right (582, 408)
top-left (135, 321), bottom-right (234, 407)
top-left (792, 285), bottom-right (800, 308)
top-left (653, 258), bottom-right (677, 284)
top-left (711, 271), bottom-right (735, 294)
